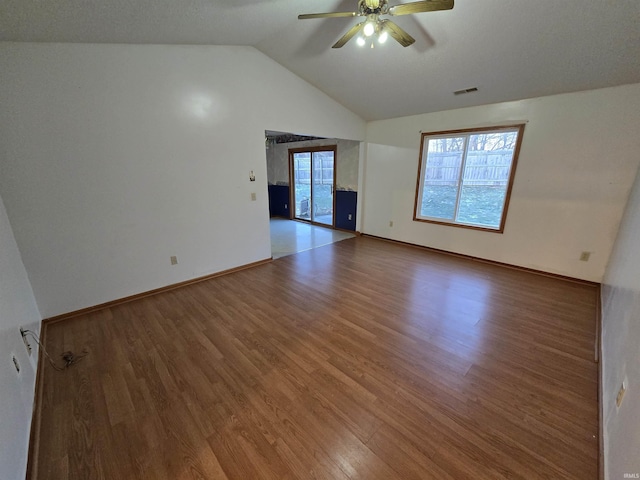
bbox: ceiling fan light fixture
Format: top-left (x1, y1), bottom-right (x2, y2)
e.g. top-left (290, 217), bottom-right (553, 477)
top-left (300, 0), bottom-right (453, 49)
top-left (357, 36), bottom-right (366, 46)
top-left (363, 21), bottom-right (375, 36)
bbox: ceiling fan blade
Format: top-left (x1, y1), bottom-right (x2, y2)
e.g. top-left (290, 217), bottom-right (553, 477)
top-left (332, 22), bottom-right (365, 48)
top-left (380, 20), bottom-right (415, 47)
top-left (388, 0), bottom-right (454, 16)
top-left (298, 11), bottom-right (358, 20)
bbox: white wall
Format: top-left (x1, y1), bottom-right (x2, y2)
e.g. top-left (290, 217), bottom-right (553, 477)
top-left (0, 194), bottom-right (41, 480)
top-left (0, 43), bottom-right (365, 318)
top-left (363, 83), bottom-right (640, 281)
top-left (601, 165), bottom-right (640, 479)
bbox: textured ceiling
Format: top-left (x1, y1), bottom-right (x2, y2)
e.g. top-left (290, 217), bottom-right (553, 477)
top-left (2, 0), bottom-right (639, 120)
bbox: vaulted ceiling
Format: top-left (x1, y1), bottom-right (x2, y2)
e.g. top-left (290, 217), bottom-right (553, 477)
top-left (2, 0), bottom-right (639, 120)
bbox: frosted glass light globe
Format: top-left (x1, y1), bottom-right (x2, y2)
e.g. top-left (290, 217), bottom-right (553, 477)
top-left (363, 22), bottom-right (375, 37)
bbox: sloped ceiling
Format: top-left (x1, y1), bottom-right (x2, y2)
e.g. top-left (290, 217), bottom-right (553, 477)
top-left (1, 0), bottom-right (639, 120)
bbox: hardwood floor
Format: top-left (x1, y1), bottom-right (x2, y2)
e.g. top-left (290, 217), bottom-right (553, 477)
top-left (29, 236), bottom-right (599, 479)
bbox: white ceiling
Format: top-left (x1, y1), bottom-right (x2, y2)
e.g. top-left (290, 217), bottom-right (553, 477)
top-left (1, 0), bottom-right (639, 120)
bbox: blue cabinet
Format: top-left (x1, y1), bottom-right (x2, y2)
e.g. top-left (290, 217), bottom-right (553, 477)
top-left (335, 190), bottom-right (357, 231)
top-left (268, 185), bottom-right (290, 218)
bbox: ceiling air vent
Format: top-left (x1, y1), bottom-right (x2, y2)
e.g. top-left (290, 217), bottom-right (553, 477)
top-left (454, 87), bottom-right (478, 95)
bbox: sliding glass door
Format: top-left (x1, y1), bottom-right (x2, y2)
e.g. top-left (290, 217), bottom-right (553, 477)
top-left (290, 146), bottom-right (335, 226)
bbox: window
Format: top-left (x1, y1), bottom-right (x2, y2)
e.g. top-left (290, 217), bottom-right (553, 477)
top-left (414, 124), bottom-right (525, 232)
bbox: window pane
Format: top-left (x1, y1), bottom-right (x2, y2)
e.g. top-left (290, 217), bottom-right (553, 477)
top-left (457, 186), bottom-right (507, 227)
top-left (420, 137), bottom-right (464, 220)
top-left (312, 151), bottom-right (334, 223)
top-left (456, 131), bottom-right (517, 228)
top-left (294, 153), bottom-right (311, 218)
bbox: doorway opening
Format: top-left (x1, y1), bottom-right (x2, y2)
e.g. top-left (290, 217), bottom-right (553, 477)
top-left (290, 146), bottom-right (336, 227)
top-left (265, 130), bottom-right (359, 259)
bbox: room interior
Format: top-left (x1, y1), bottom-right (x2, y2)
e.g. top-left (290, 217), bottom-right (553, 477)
top-left (1, 0), bottom-right (639, 478)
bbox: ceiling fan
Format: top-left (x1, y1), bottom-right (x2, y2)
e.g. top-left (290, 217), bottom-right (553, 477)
top-left (298, 0), bottom-right (454, 49)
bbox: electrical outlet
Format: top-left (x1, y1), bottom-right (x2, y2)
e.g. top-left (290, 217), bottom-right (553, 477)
top-left (251, 192), bottom-right (257, 201)
top-left (616, 381), bottom-right (627, 408)
top-left (284, 203), bottom-right (288, 209)
top-left (348, 214), bottom-right (353, 221)
top-left (389, 221), bottom-right (393, 227)
top-left (20, 328), bottom-right (31, 356)
top-left (170, 256), bottom-right (178, 265)
top-left (12, 355), bottom-right (20, 373)
top-left (580, 251), bottom-right (591, 262)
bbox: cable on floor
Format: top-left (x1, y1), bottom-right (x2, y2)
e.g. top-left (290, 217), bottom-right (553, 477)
top-left (22, 329), bottom-right (89, 371)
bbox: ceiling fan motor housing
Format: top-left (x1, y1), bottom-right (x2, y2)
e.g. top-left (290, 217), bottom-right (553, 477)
top-left (360, 0), bottom-right (389, 15)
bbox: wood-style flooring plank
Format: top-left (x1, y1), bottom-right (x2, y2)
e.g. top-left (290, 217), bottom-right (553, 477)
top-left (30, 236), bottom-right (599, 479)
